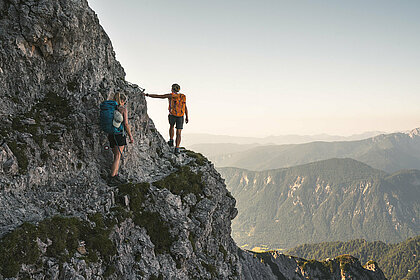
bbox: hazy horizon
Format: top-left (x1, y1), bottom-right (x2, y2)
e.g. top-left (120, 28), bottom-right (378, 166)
top-left (89, 0), bottom-right (420, 138)
top-left (183, 129), bottom-right (387, 138)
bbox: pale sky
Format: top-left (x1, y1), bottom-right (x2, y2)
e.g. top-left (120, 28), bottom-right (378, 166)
top-left (89, 0), bottom-right (420, 137)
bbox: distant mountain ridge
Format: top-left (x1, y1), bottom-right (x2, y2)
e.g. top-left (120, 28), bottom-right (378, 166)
top-left (218, 158), bottom-right (420, 250)
top-left (210, 127), bottom-right (420, 173)
top-left (184, 131), bottom-right (384, 146)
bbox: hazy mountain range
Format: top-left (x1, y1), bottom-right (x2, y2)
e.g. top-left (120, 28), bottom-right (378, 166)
top-left (200, 128), bottom-right (420, 173)
top-left (219, 158), bottom-right (420, 250)
top-left (184, 131), bottom-right (384, 146)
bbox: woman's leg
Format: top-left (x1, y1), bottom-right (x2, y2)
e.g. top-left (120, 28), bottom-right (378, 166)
top-left (110, 145), bottom-right (125, 177)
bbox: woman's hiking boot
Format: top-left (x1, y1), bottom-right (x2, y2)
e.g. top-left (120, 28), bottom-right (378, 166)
top-left (174, 147), bottom-right (180, 155)
top-left (107, 174), bottom-right (127, 185)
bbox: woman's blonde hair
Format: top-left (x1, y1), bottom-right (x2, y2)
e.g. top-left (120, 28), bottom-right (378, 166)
top-left (113, 92), bottom-right (127, 105)
top-left (172, 84), bottom-right (180, 93)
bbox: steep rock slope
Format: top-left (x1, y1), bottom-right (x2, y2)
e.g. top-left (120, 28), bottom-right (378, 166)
top-left (219, 159), bottom-right (420, 249)
top-left (0, 0), bottom-right (387, 279)
top-left (0, 0), bottom-right (167, 236)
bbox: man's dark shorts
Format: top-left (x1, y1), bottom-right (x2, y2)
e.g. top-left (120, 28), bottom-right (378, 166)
top-left (168, 114), bottom-right (184, 129)
top-left (108, 134), bottom-right (127, 148)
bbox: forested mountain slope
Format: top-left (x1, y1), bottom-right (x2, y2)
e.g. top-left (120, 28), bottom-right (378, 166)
top-left (219, 158), bottom-right (420, 249)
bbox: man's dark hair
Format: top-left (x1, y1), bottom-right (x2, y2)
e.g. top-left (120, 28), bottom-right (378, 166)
top-left (172, 84), bottom-right (180, 92)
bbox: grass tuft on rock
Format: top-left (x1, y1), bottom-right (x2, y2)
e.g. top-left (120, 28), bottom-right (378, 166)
top-left (153, 166), bottom-right (204, 199)
top-left (116, 182), bottom-right (175, 255)
top-left (219, 245), bottom-right (228, 260)
top-left (0, 222), bottom-right (39, 277)
top-left (135, 212), bottom-right (174, 255)
top-left (201, 261), bottom-right (217, 277)
top-left (185, 150), bottom-right (208, 166)
top-left (0, 215), bottom-right (117, 278)
top-left (118, 182), bottom-right (149, 213)
top-left (7, 141), bottom-right (28, 174)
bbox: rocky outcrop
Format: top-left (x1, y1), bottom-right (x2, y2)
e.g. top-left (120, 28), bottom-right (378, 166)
top-left (241, 251), bottom-right (386, 280)
top-left (0, 0), bottom-right (387, 279)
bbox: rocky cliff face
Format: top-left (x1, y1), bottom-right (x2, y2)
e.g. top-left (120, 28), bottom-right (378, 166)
top-left (0, 0), bottom-right (387, 279)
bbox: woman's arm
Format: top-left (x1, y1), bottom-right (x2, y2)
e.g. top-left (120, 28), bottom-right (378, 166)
top-left (122, 107), bottom-right (134, 143)
top-left (145, 93), bottom-right (172, 99)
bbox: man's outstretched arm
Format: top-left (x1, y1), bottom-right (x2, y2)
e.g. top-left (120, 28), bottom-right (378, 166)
top-left (145, 93), bottom-right (172, 99)
top-left (185, 105), bottom-right (189, 123)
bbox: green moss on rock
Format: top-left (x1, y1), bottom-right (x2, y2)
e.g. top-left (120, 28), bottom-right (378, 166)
top-left (201, 261), bottom-right (217, 277)
top-left (103, 264), bottom-right (116, 278)
top-left (116, 182), bottom-right (175, 255)
top-left (149, 274), bottom-right (164, 280)
top-left (66, 80), bottom-right (79, 92)
top-left (45, 134), bottom-right (60, 143)
top-left (185, 150), bottom-right (208, 166)
top-left (118, 182), bottom-right (149, 213)
top-left (153, 166), bottom-right (205, 199)
top-left (135, 211), bottom-right (174, 255)
top-left (189, 233), bottom-right (196, 252)
top-left (219, 245), bottom-right (228, 260)
top-left (40, 91), bottom-right (72, 121)
top-left (0, 215), bottom-right (117, 278)
top-left (0, 222), bottom-right (39, 277)
top-left (7, 141), bottom-right (28, 174)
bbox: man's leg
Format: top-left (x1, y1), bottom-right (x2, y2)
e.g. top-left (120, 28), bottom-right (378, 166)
top-left (168, 115), bottom-right (175, 146)
top-left (175, 129), bottom-right (182, 148)
top-left (169, 125), bottom-right (174, 141)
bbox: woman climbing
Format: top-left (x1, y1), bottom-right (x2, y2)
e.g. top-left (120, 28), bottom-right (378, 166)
top-left (108, 92), bottom-right (134, 183)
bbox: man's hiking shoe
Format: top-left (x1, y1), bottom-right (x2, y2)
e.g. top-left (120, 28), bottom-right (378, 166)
top-left (174, 147), bottom-right (180, 155)
top-left (168, 139), bottom-right (174, 147)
